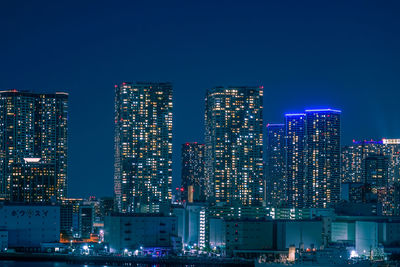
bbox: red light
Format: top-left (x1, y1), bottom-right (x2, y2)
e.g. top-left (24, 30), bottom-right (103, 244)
top-left (180, 187), bottom-right (184, 192)
top-left (122, 82), bottom-right (126, 85)
top-left (114, 85), bottom-right (118, 88)
top-left (175, 187), bottom-right (179, 191)
top-left (259, 86), bottom-right (264, 89)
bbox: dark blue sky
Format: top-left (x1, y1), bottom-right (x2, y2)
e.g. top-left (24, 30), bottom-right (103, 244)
top-left (1, 0), bottom-right (399, 198)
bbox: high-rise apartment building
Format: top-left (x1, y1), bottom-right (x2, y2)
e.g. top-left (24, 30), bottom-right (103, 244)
top-left (265, 123), bottom-right (285, 207)
top-left (284, 114), bottom-right (306, 208)
top-left (283, 109), bottom-right (341, 208)
top-left (0, 90), bottom-right (68, 203)
top-left (304, 109), bottom-right (341, 208)
top-left (204, 86), bottom-right (264, 206)
top-left (181, 142), bottom-right (206, 203)
top-left (341, 139), bottom-right (400, 185)
top-left (114, 82), bottom-right (173, 214)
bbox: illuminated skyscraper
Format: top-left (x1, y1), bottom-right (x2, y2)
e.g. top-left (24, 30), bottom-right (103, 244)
top-left (0, 90), bottom-right (68, 203)
top-left (265, 123), bottom-right (286, 207)
top-left (204, 86), bottom-right (264, 206)
top-left (114, 82), bottom-right (173, 214)
top-left (341, 139), bottom-right (400, 184)
top-left (304, 109), bottom-right (341, 208)
top-left (284, 114), bottom-right (306, 208)
top-left (181, 142), bottom-right (206, 203)
top-left (284, 109), bottom-right (341, 208)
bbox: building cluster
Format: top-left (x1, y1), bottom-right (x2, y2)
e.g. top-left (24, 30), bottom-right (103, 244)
top-left (0, 84), bottom-right (400, 263)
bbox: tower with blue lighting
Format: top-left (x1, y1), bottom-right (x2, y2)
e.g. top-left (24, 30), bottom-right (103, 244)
top-left (283, 108), bottom-right (341, 208)
top-left (304, 109), bottom-right (341, 208)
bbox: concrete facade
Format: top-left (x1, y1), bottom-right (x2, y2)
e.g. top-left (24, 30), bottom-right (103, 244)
top-left (104, 213), bottom-right (179, 253)
top-left (0, 203), bottom-right (60, 248)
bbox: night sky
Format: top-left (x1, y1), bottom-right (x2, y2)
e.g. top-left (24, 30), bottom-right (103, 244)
top-left (0, 0), bottom-right (399, 198)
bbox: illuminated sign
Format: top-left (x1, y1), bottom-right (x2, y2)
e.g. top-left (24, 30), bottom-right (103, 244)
top-left (382, 139), bottom-right (400, 145)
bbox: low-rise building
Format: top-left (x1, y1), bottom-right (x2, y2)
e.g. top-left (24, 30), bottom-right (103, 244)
top-left (331, 215), bottom-right (400, 258)
top-left (104, 213), bottom-right (179, 254)
top-left (172, 202), bottom-right (206, 248)
top-left (276, 219), bottom-right (327, 251)
top-left (225, 218), bottom-right (273, 257)
top-left (0, 203), bottom-right (60, 250)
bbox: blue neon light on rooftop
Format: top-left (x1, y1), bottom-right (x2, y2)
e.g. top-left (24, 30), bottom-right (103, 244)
top-left (352, 140), bottom-right (383, 145)
top-left (285, 113), bottom-right (306, 116)
top-left (305, 108), bottom-right (341, 113)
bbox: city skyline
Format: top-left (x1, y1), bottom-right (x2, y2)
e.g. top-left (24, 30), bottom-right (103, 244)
top-left (1, 1), bottom-right (400, 198)
top-left (1, 85), bottom-right (399, 199)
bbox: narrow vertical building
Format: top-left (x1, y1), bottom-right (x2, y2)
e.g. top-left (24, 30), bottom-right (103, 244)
top-left (204, 86), bottom-right (264, 206)
top-left (284, 114), bottom-right (306, 208)
top-left (265, 123), bottom-right (285, 207)
top-left (114, 82), bottom-right (173, 214)
top-left (0, 90), bottom-right (68, 203)
top-left (304, 109), bottom-right (341, 208)
top-left (181, 142), bottom-right (206, 203)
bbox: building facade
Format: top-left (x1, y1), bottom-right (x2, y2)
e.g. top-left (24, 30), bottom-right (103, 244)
top-left (285, 114), bottom-right (306, 208)
top-left (104, 213), bottom-right (178, 253)
top-left (276, 219), bottom-right (327, 250)
top-left (304, 109), bottom-right (341, 208)
top-left (225, 219), bottom-right (274, 257)
top-left (181, 143), bottom-right (206, 203)
top-left (284, 109), bottom-right (341, 208)
top-left (364, 154), bottom-right (389, 187)
top-left (60, 198), bottom-right (83, 238)
top-left (0, 90), bottom-right (68, 203)
top-left (205, 86), bottom-right (264, 206)
top-left (114, 82), bottom-right (173, 214)
top-left (0, 203), bottom-right (60, 249)
top-left (265, 123), bottom-right (285, 207)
